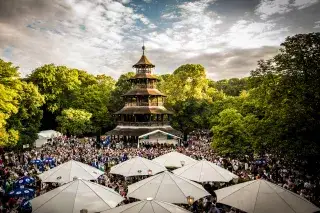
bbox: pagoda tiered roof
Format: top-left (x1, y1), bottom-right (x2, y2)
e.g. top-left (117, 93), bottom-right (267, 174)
top-left (122, 88), bottom-right (166, 96)
top-left (115, 106), bottom-right (173, 115)
top-left (132, 45), bottom-right (155, 68)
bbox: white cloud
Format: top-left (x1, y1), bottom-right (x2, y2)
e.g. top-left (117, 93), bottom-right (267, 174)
top-left (222, 20), bottom-right (289, 49)
top-left (255, 0), bottom-right (319, 19)
top-left (255, 0), bottom-right (291, 20)
top-left (314, 21), bottom-right (320, 28)
top-left (147, 0), bottom-right (221, 54)
top-left (0, 0), bottom-right (155, 78)
top-left (148, 23), bottom-right (157, 29)
top-left (143, 0), bottom-right (152, 3)
top-left (161, 12), bottom-right (178, 19)
top-left (132, 14), bottom-right (150, 25)
top-left (121, 0), bottom-right (131, 4)
top-left (1, 0), bottom-right (315, 80)
top-left (293, 0), bottom-right (319, 9)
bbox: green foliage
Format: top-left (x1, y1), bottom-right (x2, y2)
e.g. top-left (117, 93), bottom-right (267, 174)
top-left (7, 82), bottom-right (44, 148)
top-left (214, 78), bottom-right (248, 96)
top-left (171, 98), bottom-right (213, 140)
top-left (56, 108), bottom-right (92, 136)
top-left (73, 74), bottom-right (116, 135)
top-left (0, 59), bottom-right (44, 147)
top-left (28, 65), bottom-right (116, 134)
top-left (212, 109), bottom-right (256, 157)
top-left (27, 64), bottom-right (81, 113)
top-left (248, 33), bottom-right (320, 164)
top-left (109, 72), bottom-right (135, 112)
top-left (159, 64), bottom-right (211, 106)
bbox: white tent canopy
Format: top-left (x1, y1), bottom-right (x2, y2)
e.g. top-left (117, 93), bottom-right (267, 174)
top-left (38, 130), bottom-right (62, 138)
top-left (152, 151), bottom-right (197, 168)
top-left (173, 160), bottom-right (238, 183)
top-left (127, 171), bottom-right (210, 204)
top-left (110, 156), bottom-right (167, 177)
top-left (139, 130), bottom-right (181, 139)
top-left (138, 130), bottom-right (181, 148)
top-left (215, 179), bottom-right (320, 213)
top-left (38, 160), bottom-right (104, 183)
top-left (31, 178), bottom-right (124, 213)
top-left (35, 130), bottom-right (62, 147)
top-left (101, 198), bottom-right (191, 213)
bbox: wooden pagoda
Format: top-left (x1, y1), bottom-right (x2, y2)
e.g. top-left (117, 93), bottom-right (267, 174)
top-left (107, 46), bottom-right (181, 141)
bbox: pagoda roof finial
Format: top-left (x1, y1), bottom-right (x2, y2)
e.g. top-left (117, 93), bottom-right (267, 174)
top-left (133, 44), bottom-right (155, 68)
top-left (142, 40), bottom-right (145, 55)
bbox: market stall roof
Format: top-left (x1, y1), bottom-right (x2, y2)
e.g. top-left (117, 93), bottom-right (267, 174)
top-left (152, 151), bottom-right (197, 168)
top-left (31, 178), bottom-right (124, 213)
top-left (110, 156), bottom-right (167, 177)
top-left (101, 198), bottom-right (191, 213)
top-left (127, 171), bottom-right (210, 204)
top-left (215, 179), bottom-right (320, 213)
top-left (38, 160), bottom-right (104, 183)
top-left (173, 159), bottom-right (238, 183)
top-left (139, 130), bottom-right (181, 139)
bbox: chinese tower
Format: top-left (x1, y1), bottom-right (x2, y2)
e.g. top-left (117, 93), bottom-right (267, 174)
top-left (107, 46), bottom-right (181, 141)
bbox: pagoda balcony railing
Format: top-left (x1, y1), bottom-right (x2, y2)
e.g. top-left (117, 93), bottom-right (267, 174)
top-left (125, 102), bottom-right (163, 107)
top-left (135, 84), bottom-right (155, 89)
top-left (117, 121), bottom-right (170, 126)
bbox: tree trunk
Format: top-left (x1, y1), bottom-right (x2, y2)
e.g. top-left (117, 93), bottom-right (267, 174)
top-left (183, 133), bottom-right (188, 141)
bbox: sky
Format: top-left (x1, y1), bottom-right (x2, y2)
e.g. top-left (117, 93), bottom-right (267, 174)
top-left (0, 0), bottom-right (319, 80)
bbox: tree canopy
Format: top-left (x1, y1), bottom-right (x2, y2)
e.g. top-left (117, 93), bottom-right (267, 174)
top-left (56, 108), bottom-right (92, 136)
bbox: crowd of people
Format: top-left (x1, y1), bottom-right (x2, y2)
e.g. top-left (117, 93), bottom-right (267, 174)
top-left (1, 132), bottom-right (320, 213)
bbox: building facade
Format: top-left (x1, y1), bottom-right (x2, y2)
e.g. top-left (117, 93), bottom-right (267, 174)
top-left (107, 46), bottom-right (181, 141)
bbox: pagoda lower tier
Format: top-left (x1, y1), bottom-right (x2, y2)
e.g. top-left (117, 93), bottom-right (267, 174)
top-left (107, 124), bottom-right (181, 137)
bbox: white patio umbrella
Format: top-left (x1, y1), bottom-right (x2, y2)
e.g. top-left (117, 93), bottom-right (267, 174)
top-left (127, 171), bottom-right (210, 204)
top-left (110, 156), bottom-right (167, 177)
top-left (38, 160), bottom-right (104, 183)
top-left (101, 198), bottom-right (191, 213)
top-left (215, 179), bottom-right (320, 213)
top-left (152, 151), bottom-right (197, 168)
top-left (173, 160), bottom-right (238, 183)
top-left (31, 178), bottom-right (124, 213)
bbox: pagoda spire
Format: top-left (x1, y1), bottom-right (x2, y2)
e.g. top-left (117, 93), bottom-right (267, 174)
top-left (142, 40), bottom-right (145, 55)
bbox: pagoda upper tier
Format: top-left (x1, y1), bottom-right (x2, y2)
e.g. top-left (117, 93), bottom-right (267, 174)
top-left (132, 45), bottom-right (155, 69)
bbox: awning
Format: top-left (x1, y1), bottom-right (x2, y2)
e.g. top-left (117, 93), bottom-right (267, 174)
top-left (138, 130), bottom-right (181, 139)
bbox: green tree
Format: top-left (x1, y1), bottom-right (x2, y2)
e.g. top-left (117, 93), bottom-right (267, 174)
top-left (7, 82), bottom-right (44, 148)
top-left (0, 59), bottom-right (21, 146)
top-left (56, 108), bottom-right (92, 136)
top-left (73, 74), bottom-right (116, 138)
top-left (215, 78), bottom-right (248, 96)
top-left (211, 109), bottom-right (256, 157)
top-left (160, 64), bottom-right (211, 106)
top-left (171, 98), bottom-right (213, 140)
top-left (109, 72), bottom-right (135, 112)
top-left (27, 64), bottom-right (81, 113)
top-left (249, 33), bottom-right (320, 168)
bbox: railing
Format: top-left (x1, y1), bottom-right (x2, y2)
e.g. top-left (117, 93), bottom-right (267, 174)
top-left (117, 121), bottom-right (170, 126)
top-left (135, 84), bottom-right (156, 89)
top-left (125, 102), bottom-right (163, 106)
